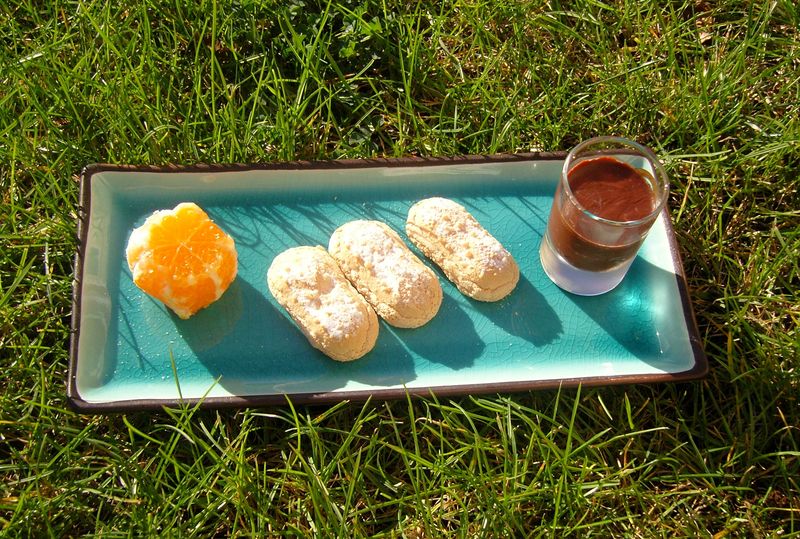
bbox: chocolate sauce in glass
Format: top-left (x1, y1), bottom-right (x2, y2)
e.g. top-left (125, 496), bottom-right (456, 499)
top-left (569, 157), bottom-right (656, 221)
top-left (548, 156), bottom-right (657, 272)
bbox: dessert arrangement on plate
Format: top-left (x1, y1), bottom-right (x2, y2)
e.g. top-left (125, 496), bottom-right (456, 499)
top-left (128, 197), bottom-right (520, 362)
top-left (68, 152), bottom-right (707, 411)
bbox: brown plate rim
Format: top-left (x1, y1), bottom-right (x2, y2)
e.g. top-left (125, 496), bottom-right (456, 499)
top-left (68, 152), bottom-right (707, 413)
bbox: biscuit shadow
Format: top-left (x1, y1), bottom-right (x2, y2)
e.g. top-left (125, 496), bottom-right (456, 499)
top-left (472, 274), bottom-right (563, 347)
top-left (183, 278), bottom-right (416, 396)
top-left (394, 293), bottom-right (484, 370)
top-left (176, 277), bottom-right (283, 397)
top-left (320, 326), bottom-right (418, 389)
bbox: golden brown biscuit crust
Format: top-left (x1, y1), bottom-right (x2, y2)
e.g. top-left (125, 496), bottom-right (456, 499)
top-left (406, 197), bottom-right (519, 301)
top-left (267, 246), bottom-right (379, 361)
top-left (329, 220), bottom-right (442, 328)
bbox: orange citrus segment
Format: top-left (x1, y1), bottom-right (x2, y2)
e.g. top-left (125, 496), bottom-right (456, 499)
top-left (126, 202), bottom-right (237, 319)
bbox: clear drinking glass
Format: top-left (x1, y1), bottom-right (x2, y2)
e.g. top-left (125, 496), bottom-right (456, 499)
top-left (539, 136), bottom-right (670, 295)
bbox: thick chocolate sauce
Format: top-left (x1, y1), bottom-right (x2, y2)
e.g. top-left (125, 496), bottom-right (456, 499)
top-left (547, 157), bottom-right (658, 272)
top-left (568, 157), bottom-right (656, 222)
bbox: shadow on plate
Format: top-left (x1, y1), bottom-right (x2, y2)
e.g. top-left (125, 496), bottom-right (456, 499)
top-left (392, 292), bottom-right (484, 370)
top-left (472, 274), bottom-right (563, 347)
top-left (213, 205), bottom-right (334, 257)
top-left (181, 278), bottom-right (417, 396)
top-left (561, 256), bottom-right (686, 369)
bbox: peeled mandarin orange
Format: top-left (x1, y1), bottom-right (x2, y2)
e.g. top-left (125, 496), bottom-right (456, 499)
top-left (125, 202), bottom-right (237, 319)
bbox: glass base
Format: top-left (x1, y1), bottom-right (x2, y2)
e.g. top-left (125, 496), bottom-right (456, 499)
top-left (539, 237), bottom-right (632, 296)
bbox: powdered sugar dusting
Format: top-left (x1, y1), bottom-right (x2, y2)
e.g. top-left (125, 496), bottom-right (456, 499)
top-left (414, 198), bottom-right (512, 275)
top-left (334, 221), bottom-right (421, 295)
top-left (297, 283), bottom-right (364, 340)
top-left (275, 251), bottom-right (365, 339)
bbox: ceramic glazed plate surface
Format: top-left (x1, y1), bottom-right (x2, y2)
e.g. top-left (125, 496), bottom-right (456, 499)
top-left (69, 155), bottom-right (707, 412)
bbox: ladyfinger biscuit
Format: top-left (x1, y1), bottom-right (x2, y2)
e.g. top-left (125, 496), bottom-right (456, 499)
top-left (267, 246), bottom-right (379, 361)
top-left (329, 220), bottom-right (442, 328)
top-left (406, 197), bottom-right (519, 301)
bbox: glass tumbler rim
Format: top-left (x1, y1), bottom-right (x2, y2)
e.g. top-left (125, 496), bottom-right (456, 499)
top-left (560, 136), bottom-right (670, 227)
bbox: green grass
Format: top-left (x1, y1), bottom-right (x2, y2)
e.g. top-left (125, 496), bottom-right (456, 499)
top-left (2, 0), bottom-right (799, 536)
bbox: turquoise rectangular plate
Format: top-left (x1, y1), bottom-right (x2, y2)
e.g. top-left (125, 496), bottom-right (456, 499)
top-left (69, 155), bottom-right (707, 412)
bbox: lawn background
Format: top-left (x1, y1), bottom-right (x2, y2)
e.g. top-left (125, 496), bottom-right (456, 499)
top-left (1, 0), bottom-right (798, 536)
